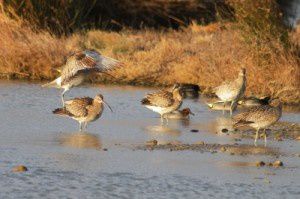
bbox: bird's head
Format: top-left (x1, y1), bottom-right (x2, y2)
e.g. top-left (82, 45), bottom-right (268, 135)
top-left (269, 98), bottom-right (282, 108)
top-left (95, 94), bottom-right (113, 112)
top-left (239, 67), bottom-right (246, 77)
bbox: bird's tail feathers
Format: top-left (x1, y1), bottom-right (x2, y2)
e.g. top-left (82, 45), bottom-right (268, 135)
top-left (141, 98), bottom-right (150, 105)
top-left (53, 108), bottom-right (69, 116)
top-left (42, 77), bottom-right (61, 88)
top-left (42, 80), bottom-right (57, 88)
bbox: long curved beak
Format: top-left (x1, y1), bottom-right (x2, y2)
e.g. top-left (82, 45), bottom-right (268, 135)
top-left (190, 111), bottom-right (195, 116)
top-left (103, 100), bottom-right (113, 112)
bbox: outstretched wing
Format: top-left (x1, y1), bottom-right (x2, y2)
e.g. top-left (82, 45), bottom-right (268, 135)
top-left (61, 50), bottom-right (122, 84)
top-left (65, 97), bottom-right (93, 117)
top-left (141, 90), bottom-right (174, 107)
top-left (85, 50), bottom-right (121, 72)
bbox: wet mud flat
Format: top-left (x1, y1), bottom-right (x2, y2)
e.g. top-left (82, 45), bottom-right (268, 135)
top-left (0, 81), bottom-right (300, 198)
top-left (213, 121), bottom-right (300, 141)
top-left (137, 141), bottom-right (281, 156)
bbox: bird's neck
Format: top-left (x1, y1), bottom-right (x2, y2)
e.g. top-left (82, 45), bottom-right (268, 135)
top-left (180, 111), bottom-right (189, 117)
top-left (276, 103), bottom-right (282, 114)
top-left (173, 90), bottom-right (183, 102)
top-left (92, 100), bottom-right (103, 113)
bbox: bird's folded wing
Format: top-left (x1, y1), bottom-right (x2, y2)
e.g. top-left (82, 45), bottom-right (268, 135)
top-left (65, 97), bottom-right (93, 117)
top-left (233, 105), bottom-right (269, 124)
top-left (143, 91), bottom-right (174, 107)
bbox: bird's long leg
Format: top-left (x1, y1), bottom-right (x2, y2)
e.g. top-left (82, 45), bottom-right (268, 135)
top-left (223, 101), bottom-right (226, 115)
top-left (160, 115), bottom-right (164, 124)
top-left (230, 100), bottom-right (236, 117)
top-left (79, 122), bottom-right (83, 132)
top-left (84, 122), bottom-right (88, 131)
top-left (164, 114), bottom-right (169, 125)
top-left (61, 89), bottom-right (68, 106)
top-left (230, 101), bottom-right (233, 117)
top-left (254, 128), bottom-right (260, 146)
top-left (213, 101), bottom-right (224, 104)
top-left (263, 129), bottom-right (267, 147)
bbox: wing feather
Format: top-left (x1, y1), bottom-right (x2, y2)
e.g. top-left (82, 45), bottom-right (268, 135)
top-left (61, 50), bottom-right (122, 84)
top-left (65, 97), bottom-right (93, 117)
top-left (233, 105), bottom-right (271, 125)
top-left (142, 90), bottom-right (174, 107)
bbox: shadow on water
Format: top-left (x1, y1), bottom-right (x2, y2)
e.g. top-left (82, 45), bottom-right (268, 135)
top-left (143, 125), bottom-right (181, 144)
top-left (209, 116), bottom-right (235, 134)
top-left (58, 132), bottom-right (102, 150)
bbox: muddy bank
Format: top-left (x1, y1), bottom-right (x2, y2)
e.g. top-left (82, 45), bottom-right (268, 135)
top-left (136, 121), bottom-right (300, 156)
top-left (213, 121), bottom-right (300, 141)
top-left (137, 141), bottom-right (282, 156)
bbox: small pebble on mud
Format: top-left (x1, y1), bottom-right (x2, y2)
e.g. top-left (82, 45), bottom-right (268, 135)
top-left (267, 163), bottom-right (273, 167)
top-left (103, 148), bottom-right (108, 151)
top-left (12, 165), bottom-right (28, 172)
top-left (256, 161), bottom-right (266, 167)
top-left (221, 128), bottom-right (228, 133)
top-left (190, 129), bottom-right (199, 133)
top-left (146, 139), bottom-right (158, 146)
top-left (220, 147), bottom-right (227, 152)
top-left (194, 141), bottom-right (204, 145)
top-left (273, 160), bottom-right (283, 167)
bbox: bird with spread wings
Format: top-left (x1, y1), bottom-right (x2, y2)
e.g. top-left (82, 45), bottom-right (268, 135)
top-left (42, 49), bottom-right (122, 105)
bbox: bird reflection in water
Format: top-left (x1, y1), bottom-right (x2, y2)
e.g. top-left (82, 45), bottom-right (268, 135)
top-left (143, 125), bottom-right (181, 145)
top-left (58, 132), bottom-right (102, 150)
top-left (209, 116), bottom-right (235, 134)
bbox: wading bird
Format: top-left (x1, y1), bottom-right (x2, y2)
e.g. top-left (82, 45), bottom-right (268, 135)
top-left (233, 99), bottom-right (282, 146)
top-left (141, 84), bottom-right (183, 124)
top-left (213, 68), bottom-right (246, 116)
top-left (43, 49), bottom-right (122, 105)
top-left (53, 94), bottom-right (112, 131)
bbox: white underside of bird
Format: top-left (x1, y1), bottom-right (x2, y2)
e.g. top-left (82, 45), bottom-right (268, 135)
top-left (248, 121), bottom-right (278, 129)
top-left (145, 105), bottom-right (181, 116)
top-left (216, 89), bottom-right (238, 102)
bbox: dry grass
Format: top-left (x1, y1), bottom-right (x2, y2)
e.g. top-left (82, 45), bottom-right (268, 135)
top-left (0, 1), bottom-right (299, 104)
top-left (0, 7), bottom-right (68, 80)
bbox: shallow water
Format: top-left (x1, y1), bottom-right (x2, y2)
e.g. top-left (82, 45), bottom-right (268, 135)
top-left (0, 80), bottom-right (299, 198)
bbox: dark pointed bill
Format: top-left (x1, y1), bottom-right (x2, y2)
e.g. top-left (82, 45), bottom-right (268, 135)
top-left (103, 100), bottom-right (113, 112)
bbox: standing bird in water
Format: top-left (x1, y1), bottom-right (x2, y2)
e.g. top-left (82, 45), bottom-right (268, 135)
top-left (42, 49), bottom-right (122, 105)
top-left (53, 94), bottom-right (112, 131)
top-left (213, 68), bottom-right (246, 116)
top-left (141, 84), bottom-right (183, 124)
top-left (233, 99), bottom-right (282, 146)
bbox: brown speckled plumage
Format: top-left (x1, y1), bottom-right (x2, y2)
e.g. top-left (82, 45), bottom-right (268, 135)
top-left (141, 84), bottom-right (183, 123)
top-left (53, 94), bottom-right (106, 131)
top-left (233, 99), bottom-right (282, 146)
top-left (43, 49), bottom-right (122, 105)
top-left (214, 68), bottom-right (246, 115)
